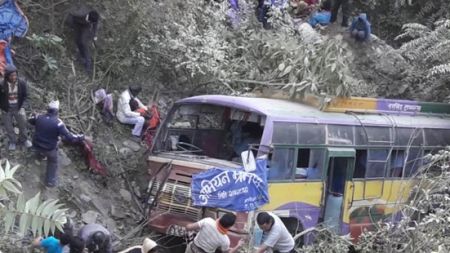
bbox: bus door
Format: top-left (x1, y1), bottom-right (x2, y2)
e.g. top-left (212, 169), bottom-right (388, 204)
top-left (322, 148), bottom-right (355, 234)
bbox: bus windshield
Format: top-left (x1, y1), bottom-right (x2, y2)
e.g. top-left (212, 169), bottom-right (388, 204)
top-left (153, 104), bottom-right (265, 162)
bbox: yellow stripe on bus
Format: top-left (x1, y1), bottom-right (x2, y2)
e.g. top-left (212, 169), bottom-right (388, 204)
top-left (262, 182), bottom-right (323, 210)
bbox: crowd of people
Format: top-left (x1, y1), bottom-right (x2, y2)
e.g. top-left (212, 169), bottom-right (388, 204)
top-left (0, 2), bottom-right (163, 252)
top-left (32, 221), bottom-right (164, 253)
top-left (184, 211), bottom-right (296, 253)
top-left (232, 0), bottom-right (372, 42)
top-left (31, 211), bottom-right (297, 253)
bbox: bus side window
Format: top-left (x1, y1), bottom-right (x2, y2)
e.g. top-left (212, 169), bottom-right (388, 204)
top-left (354, 150), bottom-right (367, 178)
top-left (295, 149), bottom-right (310, 180)
top-left (366, 149), bottom-right (389, 178)
top-left (387, 150), bottom-right (404, 178)
top-left (268, 148), bottom-right (295, 181)
top-left (295, 149), bottom-right (324, 180)
top-left (405, 148), bottom-right (422, 177)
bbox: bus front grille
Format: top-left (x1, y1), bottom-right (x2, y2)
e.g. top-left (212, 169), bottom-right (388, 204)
top-left (155, 180), bottom-right (201, 221)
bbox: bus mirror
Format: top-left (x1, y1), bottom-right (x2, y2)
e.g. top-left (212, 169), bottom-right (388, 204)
top-left (241, 150), bottom-right (256, 172)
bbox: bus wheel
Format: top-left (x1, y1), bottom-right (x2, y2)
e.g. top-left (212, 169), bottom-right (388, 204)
top-left (281, 218), bottom-right (304, 248)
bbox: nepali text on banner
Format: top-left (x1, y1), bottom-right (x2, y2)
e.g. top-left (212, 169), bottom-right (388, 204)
top-left (191, 159), bottom-right (269, 212)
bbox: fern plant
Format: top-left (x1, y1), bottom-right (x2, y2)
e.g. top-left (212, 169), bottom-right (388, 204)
top-left (0, 160), bottom-right (68, 237)
top-left (396, 19), bottom-right (450, 77)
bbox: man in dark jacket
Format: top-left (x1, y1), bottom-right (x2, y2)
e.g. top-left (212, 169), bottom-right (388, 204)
top-left (67, 6), bottom-right (99, 74)
top-left (29, 100), bottom-right (85, 187)
top-left (78, 223), bottom-right (112, 253)
top-left (330, 0), bottom-right (351, 27)
top-left (0, 64), bottom-right (32, 151)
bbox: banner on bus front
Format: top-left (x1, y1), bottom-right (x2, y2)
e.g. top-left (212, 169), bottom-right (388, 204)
top-left (191, 159), bottom-right (269, 211)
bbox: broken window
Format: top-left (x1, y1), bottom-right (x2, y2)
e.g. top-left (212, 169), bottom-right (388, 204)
top-left (387, 150), bottom-right (405, 178)
top-left (353, 150), bottom-right (367, 179)
top-left (294, 149), bottom-right (324, 180)
top-left (268, 148), bottom-right (295, 181)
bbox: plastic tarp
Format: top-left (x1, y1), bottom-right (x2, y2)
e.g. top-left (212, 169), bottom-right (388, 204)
top-left (0, 0), bottom-right (28, 40)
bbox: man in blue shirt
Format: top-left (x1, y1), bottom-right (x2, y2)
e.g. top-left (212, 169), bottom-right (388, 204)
top-left (350, 13), bottom-right (371, 42)
top-left (32, 236), bottom-right (62, 253)
top-left (29, 100), bottom-right (86, 187)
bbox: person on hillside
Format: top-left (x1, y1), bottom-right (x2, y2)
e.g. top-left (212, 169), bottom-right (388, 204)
top-left (66, 236), bottom-right (87, 253)
top-left (0, 64), bottom-right (32, 151)
top-left (118, 238), bottom-right (166, 253)
top-left (308, 0), bottom-right (332, 28)
top-left (78, 223), bottom-right (112, 253)
top-left (116, 84), bottom-right (147, 142)
top-left (256, 0), bottom-right (288, 29)
top-left (32, 235), bottom-right (63, 253)
top-left (28, 100), bottom-right (86, 187)
top-left (289, 0), bottom-right (318, 18)
top-left (94, 88), bottom-right (114, 124)
top-left (184, 213), bottom-right (244, 253)
top-left (350, 13), bottom-right (371, 42)
top-left (255, 212), bottom-right (295, 253)
top-left (67, 6), bottom-right (100, 74)
top-left (330, 0), bottom-right (351, 27)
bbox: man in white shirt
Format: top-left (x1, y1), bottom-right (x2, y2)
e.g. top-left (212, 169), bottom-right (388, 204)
top-left (255, 212), bottom-right (295, 253)
top-left (116, 84), bottom-right (146, 141)
top-left (185, 213), bottom-right (244, 253)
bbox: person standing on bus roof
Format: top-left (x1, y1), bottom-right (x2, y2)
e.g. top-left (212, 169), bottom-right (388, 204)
top-left (256, 212), bottom-right (295, 253)
top-left (184, 213), bottom-right (244, 253)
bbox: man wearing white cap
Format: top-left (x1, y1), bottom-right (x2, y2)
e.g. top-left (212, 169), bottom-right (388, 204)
top-left (29, 100), bottom-right (86, 187)
top-left (118, 238), bottom-right (164, 253)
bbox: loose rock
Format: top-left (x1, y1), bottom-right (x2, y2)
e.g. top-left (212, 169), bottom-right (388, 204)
top-left (119, 189), bottom-right (132, 202)
top-left (123, 140), bottom-right (141, 152)
top-left (80, 194), bottom-right (92, 203)
top-left (82, 210), bottom-right (99, 224)
top-left (58, 149), bottom-right (72, 167)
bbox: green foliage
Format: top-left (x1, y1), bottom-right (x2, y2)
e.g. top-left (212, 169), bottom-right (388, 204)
top-left (356, 149), bottom-right (450, 252)
top-left (27, 33), bottom-right (64, 50)
top-left (0, 160), bottom-right (22, 199)
top-left (133, 0), bottom-right (358, 97)
top-left (397, 19), bottom-right (450, 77)
top-left (0, 160), bottom-right (67, 237)
top-left (26, 33), bottom-right (64, 75)
top-left (2, 193), bottom-right (68, 236)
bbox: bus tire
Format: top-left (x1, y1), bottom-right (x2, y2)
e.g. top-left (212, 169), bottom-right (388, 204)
top-left (280, 217), bottom-right (304, 248)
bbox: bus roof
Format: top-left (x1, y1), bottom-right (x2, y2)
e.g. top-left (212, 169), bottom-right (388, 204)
top-left (177, 95), bottom-right (450, 129)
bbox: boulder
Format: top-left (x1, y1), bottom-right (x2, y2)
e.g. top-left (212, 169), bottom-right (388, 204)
top-left (82, 210), bottom-right (99, 224)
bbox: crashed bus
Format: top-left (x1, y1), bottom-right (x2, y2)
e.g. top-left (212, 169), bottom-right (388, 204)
top-left (145, 95), bottom-right (450, 247)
